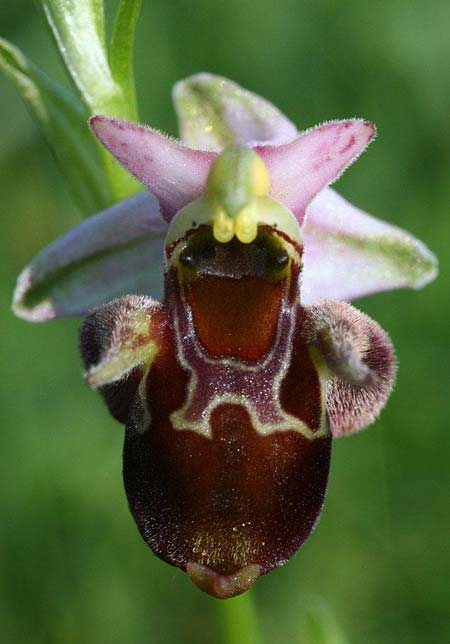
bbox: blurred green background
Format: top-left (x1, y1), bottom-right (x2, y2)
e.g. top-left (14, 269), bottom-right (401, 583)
top-left (1, 1), bottom-right (449, 643)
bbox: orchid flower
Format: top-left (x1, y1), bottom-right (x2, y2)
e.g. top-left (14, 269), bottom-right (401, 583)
top-left (11, 74), bottom-right (437, 599)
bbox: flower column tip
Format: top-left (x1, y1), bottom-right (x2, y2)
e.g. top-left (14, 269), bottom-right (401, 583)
top-left (207, 145), bottom-right (270, 244)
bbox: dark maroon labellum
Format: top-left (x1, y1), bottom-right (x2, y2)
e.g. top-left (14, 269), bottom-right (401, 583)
top-left (121, 226), bottom-right (331, 598)
top-left (80, 158), bottom-right (395, 599)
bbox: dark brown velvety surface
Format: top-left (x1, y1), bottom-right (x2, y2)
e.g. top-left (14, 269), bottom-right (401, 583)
top-left (123, 324), bottom-right (331, 576)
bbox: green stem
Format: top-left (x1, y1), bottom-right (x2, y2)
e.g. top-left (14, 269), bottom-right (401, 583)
top-left (217, 591), bottom-right (262, 644)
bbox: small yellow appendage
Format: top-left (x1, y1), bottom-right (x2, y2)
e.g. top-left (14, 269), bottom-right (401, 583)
top-left (212, 209), bottom-right (235, 243)
top-left (251, 154), bottom-right (270, 197)
top-left (235, 205), bottom-right (258, 244)
top-left (207, 145), bottom-right (271, 244)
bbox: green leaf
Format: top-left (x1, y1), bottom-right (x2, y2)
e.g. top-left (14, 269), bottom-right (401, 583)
top-left (41, 0), bottom-right (142, 201)
top-left (110, 0), bottom-right (142, 121)
top-left (0, 37), bottom-right (111, 214)
top-left (41, 0), bottom-right (115, 114)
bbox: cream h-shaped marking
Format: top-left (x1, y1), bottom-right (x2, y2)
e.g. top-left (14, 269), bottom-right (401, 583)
top-left (169, 282), bottom-right (327, 440)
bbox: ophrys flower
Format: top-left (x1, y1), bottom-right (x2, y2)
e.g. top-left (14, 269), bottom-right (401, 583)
top-left (80, 90), bottom-right (398, 599)
top-left (13, 74), bottom-right (436, 599)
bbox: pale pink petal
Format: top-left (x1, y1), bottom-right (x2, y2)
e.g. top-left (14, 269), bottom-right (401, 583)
top-left (13, 192), bottom-right (168, 321)
top-left (258, 120), bottom-right (375, 225)
top-left (301, 188), bottom-right (438, 303)
top-left (90, 116), bottom-right (217, 222)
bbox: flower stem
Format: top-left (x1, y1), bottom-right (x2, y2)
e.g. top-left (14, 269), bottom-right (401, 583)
top-left (217, 591), bottom-right (262, 644)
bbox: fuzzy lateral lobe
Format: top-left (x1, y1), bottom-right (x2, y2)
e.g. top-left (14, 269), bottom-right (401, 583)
top-left (80, 295), bottom-right (168, 423)
top-left (303, 301), bottom-right (396, 436)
